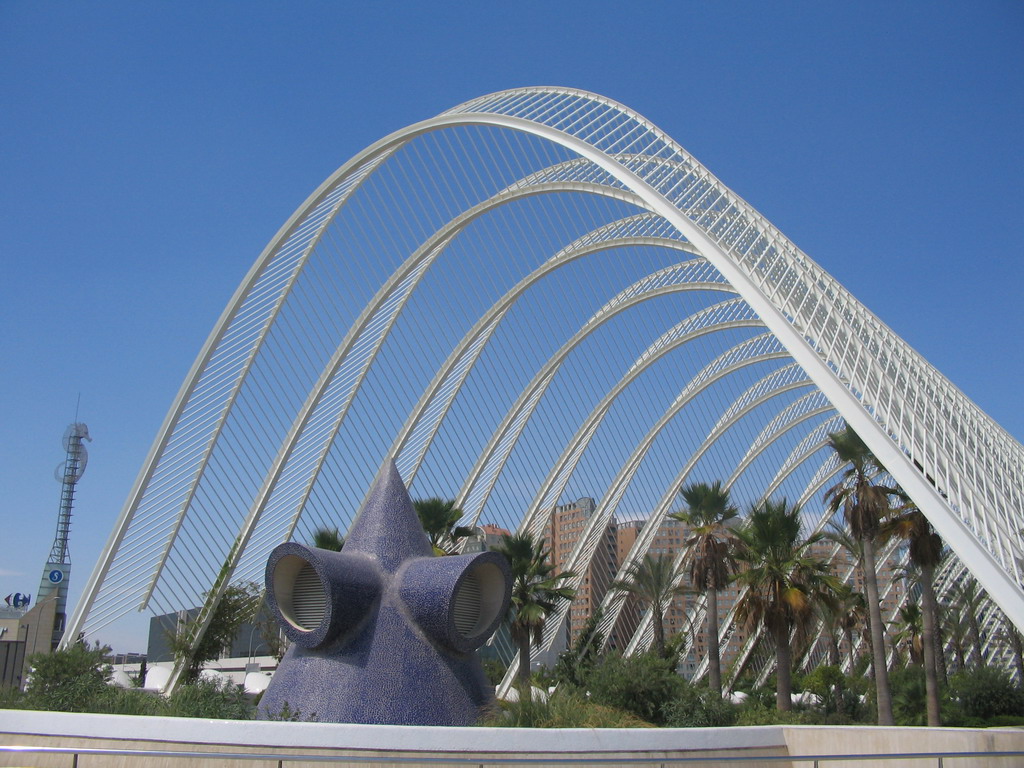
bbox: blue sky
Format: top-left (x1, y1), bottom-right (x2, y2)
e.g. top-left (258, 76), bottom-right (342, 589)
top-left (2, 2), bottom-right (1021, 652)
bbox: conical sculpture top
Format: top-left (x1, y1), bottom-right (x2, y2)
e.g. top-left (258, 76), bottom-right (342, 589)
top-left (257, 460), bottom-right (511, 725)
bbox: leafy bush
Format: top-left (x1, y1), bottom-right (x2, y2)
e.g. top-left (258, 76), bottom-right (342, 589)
top-left (3, 642), bottom-right (254, 719)
top-left (0, 684), bottom-right (26, 710)
top-left (167, 581), bottom-right (261, 684)
top-left (801, 664), bottom-right (862, 720)
top-left (482, 658), bottom-right (507, 687)
top-left (481, 688), bottom-right (652, 728)
top-left (584, 652), bottom-right (684, 726)
top-left (985, 714), bottom-right (1024, 727)
top-left (662, 684), bottom-right (737, 728)
top-left (731, 681), bottom-right (776, 710)
top-left (165, 678), bottom-right (254, 719)
top-left (100, 687), bottom-right (166, 716)
top-left (949, 666), bottom-right (1024, 721)
top-left (22, 642), bottom-right (113, 712)
top-left (889, 665), bottom-right (928, 726)
top-left (734, 703), bottom-right (817, 725)
top-left (262, 700), bottom-right (318, 721)
top-left (553, 609), bottom-right (605, 689)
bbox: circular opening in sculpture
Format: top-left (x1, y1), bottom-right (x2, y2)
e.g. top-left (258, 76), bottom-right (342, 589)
top-left (273, 554), bottom-right (327, 632)
top-left (452, 560), bottom-right (505, 639)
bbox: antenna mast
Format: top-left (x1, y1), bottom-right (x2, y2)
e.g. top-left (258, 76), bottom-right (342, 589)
top-left (38, 422), bottom-right (91, 649)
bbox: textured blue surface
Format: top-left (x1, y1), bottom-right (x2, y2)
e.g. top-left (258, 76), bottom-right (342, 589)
top-left (265, 543), bottom-right (380, 650)
top-left (257, 460), bottom-right (510, 725)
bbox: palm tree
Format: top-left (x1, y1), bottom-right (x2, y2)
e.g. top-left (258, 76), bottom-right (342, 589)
top-left (834, 583), bottom-right (867, 673)
top-left (1000, 620), bottom-right (1024, 685)
top-left (814, 581), bottom-right (865, 716)
top-left (951, 576), bottom-right (986, 667)
top-left (413, 497), bottom-right (474, 555)
top-left (817, 581), bottom-right (860, 666)
top-left (942, 599), bottom-right (969, 672)
top-left (824, 424), bottom-right (897, 725)
top-left (820, 524), bottom-right (868, 674)
top-left (893, 603), bottom-right (925, 665)
top-left (733, 498), bottom-right (838, 711)
top-left (311, 527), bottom-right (344, 551)
top-left (610, 553), bottom-right (684, 658)
top-left (883, 496), bottom-right (943, 725)
top-left (492, 532), bottom-right (576, 688)
top-left (672, 480), bottom-right (738, 695)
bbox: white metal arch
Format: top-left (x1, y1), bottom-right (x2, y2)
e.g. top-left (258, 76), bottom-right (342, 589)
top-left (519, 302), bottom-right (759, 538)
top-left (457, 292), bottom-right (750, 525)
top-left (67, 89), bottom-right (1024, 696)
top-left (608, 398), bottom-right (838, 663)
top-left (581, 334), bottom-right (795, 649)
top-left (161, 174), bottom-right (660, 688)
top-left (495, 338), bottom-right (800, 692)
top-left (390, 231), bottom-right (702, 486)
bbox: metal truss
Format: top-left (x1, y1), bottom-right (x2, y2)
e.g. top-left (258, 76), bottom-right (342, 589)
top-left (64, 88), bottom-right (1024, 694)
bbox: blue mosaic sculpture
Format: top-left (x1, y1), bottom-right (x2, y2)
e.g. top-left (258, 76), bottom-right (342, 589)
top-left (257, 460), bottom-right (511, 725)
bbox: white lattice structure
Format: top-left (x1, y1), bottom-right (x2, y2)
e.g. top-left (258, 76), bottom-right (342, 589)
top-left (65, 88), bottom-right (1024, 692)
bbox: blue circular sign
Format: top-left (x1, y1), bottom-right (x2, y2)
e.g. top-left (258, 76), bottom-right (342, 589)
top-left (48, 569), bottom-right (63, 584)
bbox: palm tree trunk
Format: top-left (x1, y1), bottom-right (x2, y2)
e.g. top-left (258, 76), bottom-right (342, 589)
top-left (933, 600), bottom-right (948, 686)
top-left (1009, 628), bottom-right (1024, 684)
top-left (828, 630), bottom-right (841, 666)
top-left (843, 626), bottom-right (856, 673)
top-left (516, 633), bottom-right (532, 690)
top-left (654, 608), bottom-right (666, 658)
top-left (954, 635), bottom-right (965, 673)
top-left (707, 588), bottom-right (722, 696)
top-left (861, 536), bottom-right (894, 725)
top-left (827, 630), bottom-right (845, 715)
top-left (920, 565), bottom-right (941, 727)
top-left (775, 622), bottom-right (792, 711)
top-left (968, 613), bottom-right (984, 667)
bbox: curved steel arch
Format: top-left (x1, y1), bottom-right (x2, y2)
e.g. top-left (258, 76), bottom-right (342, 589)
top-left (390, 229), bottom-right (703, 486)
top-left (444, 90), bottom-right (1024, 623)
top-left (458, 289), bottom-right (749, 526)
top-left (518, 301), bottom-right (758, 538)
top-left (223, 180), bottom-right (658, 587)
top-left (67, 88), bottom-right (1024, 696)
top-left (579, 335), bottom-right (794, 648)
top-left (494, 337), bottom-right (800, 692)
top-left (167, 175), bottom-right (659, 689)
top-left (607, 397), bottom-right (837, 663)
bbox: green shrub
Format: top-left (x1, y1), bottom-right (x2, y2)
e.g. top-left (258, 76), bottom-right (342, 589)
top-left (482, 658), bottom-right (507, 687)
top-left (662, 684), bottom-right (737, 728)
top-left (0, 684), bottom-right (26, 709)
top-left (986, 714), bottom-right (1024, 727)
top-left (889, 665), bottom-right (928, 726)
top-left (22, 642), bottom-right (113, 712)
top-left (949, 667), bottom-right (1024, 721)
top-left (735, 703), bottom-right (817, 725)
top-left (100, 686), bottom-right (166, 716)
top-left (262, 700), bottom-right (317, 721)
top-left (584, 652), bottom-right (684, 726)
top-left (3, 642), bottom-right (254, 720)
top-left (732, 682), bottom-right (775, 710)
top-left (800, 665), bottom-right (865, 721)
top-left (481, 688), bottom-right (652, 728)
top-left (553, 609), bottom-right (605, 689)
top-left (166, 679), bottom-right (254, 719)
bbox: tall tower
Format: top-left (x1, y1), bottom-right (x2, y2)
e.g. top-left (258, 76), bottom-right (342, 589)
top-left (37, 422), bottom-right (91, 650)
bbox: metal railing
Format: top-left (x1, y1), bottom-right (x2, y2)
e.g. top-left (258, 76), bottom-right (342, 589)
top-left (4, 744), bottom-right (1024, 766)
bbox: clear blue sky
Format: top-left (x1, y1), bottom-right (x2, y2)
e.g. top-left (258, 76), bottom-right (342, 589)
top-left (2, 2), bottom-right (1021, 652)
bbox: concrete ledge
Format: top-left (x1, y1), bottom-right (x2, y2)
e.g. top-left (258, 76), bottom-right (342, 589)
top-left (1, 708), bottom-right (784, 754)
top-left (2, 709), bottom-right (1023, 767)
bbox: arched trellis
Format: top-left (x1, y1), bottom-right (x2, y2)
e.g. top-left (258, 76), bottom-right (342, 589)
top-left (589, 386), bottom-right (835, 667)
top-left (64, 88), bottom-right (1024, 697)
